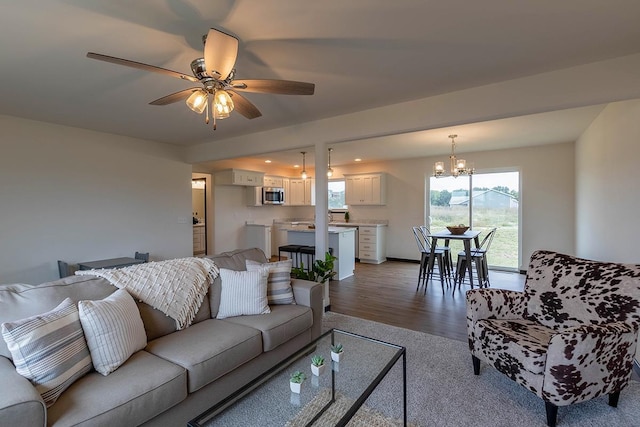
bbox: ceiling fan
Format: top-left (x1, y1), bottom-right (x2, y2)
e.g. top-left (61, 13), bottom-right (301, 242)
top-left (87, 28), bottom-right (315, 129)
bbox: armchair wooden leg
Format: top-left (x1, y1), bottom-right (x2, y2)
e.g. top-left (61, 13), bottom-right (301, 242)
top-left (472, 355), bottom-right (480, 375)
top-left (609, 391), bottom-right (620, 407)
top-left (545, 402), bottom-right (558, 427)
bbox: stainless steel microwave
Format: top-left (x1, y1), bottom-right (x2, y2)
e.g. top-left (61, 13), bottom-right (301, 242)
top-left (262, 187), bottom-right (285, 205)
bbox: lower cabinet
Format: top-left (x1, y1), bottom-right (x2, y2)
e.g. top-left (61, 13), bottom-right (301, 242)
top-left (193, 226), bottom-right (205, 255)
top-left (358, 225), bottom-right (386, 264)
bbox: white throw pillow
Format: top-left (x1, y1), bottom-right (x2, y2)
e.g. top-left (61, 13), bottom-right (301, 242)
top-left (216, 268), bottom-right (271, 319)
top-left (246, 259), bottom-right (296, 305)
top-left (1, 298), bottom-right (92, 407)
top-left (78, 289), bottom-right (147, 376)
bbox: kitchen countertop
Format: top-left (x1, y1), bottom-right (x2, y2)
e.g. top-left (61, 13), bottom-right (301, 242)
top-left (284, 226), bottom-right (358, 233)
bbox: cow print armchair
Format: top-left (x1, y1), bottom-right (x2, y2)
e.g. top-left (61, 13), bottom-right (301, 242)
top-left (466, 250), bottom-right (640, 426)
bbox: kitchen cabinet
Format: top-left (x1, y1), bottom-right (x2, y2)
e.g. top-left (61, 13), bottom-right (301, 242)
top-left (263, 175), bottom-right (284, 188)
top-left (245, 224), bottom-right (272, 259)
top-left (358, 225), bottom-right (387, 264)
top-left (344, 173), bottom-right (387, 205)
top-left (193, 225), bottom-right (205, 255)
top-left (288, 178), bottom-right (315, 206)
top-left (282, 178), bottom-right (290, 205)
top-left (215, 169), bottom-right (264, 187)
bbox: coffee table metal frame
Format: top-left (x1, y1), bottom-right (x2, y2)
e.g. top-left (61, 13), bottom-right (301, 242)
top-left (188, 328), bottom-right (407, 427)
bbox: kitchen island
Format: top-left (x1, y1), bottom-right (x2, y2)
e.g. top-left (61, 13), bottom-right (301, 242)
top-left (286, 226), bottom-right (356, 280)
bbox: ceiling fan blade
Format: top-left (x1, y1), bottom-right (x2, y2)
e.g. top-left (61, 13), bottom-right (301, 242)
top-left (229, 91), bottom-right (262, 119)
top-left (149, 88), bottom-right (200, 105)
top-left (87, 52), bottom-right (198, 82)
top-left (231, 79), bottom-right (315, 95)
top-left (204, 28), bottom-right (238, 80)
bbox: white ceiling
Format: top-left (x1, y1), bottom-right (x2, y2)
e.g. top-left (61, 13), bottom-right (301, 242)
top-left (1, 1), bottom-right (639, 161)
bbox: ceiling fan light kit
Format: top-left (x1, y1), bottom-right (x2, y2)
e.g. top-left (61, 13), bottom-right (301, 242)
top-left (87, 28), bottom-right (315, 130)
top-left (433, 134), bottom-right (475, 178)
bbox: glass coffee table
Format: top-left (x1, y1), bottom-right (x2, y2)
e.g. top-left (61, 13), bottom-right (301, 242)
top-left (188, 329), bottom-right (406, 427)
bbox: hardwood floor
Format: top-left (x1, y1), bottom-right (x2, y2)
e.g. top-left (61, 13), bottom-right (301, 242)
top-left (328, 260), bottom-right (525, 342)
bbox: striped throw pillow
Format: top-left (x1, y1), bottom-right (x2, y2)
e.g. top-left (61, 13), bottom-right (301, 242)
top-left (216, 268), bottom-right (271, 319)
top-left (78, 289), bottom-right (147, 376)
top-left (246, 259), bottom-right (296, 305)
top-left (1, 298), bottom-right (92, 407)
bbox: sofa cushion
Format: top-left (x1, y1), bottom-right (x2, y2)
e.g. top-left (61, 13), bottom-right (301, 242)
top-left (1, 298), bottom-right (93, 407)
top-left (205, 248), bottom-right (269, 318)
top-left (0, 276), bottom-right (116, 359)
top-left (47, 350), bottom-right (187, 426)
top-left (216, 268), bottom-right (271, 319)
top-left (78, 289), bottom-right (147, 375)
top-left (145, 318), bottom-right (262, 393)
top-left (246, 259), bottom-right (296, 305)
top-left (222, 305), bottom-right (313, 352)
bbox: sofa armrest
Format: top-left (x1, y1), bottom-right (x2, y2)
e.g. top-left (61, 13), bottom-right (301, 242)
top-left (0, 356), bottom-right (46, 427)
top-left (543, 322), bottom-right (639, 405)
top-left (466, 288), bottom-right (526, 322)
top-left (291, 279), bottom-right (324, 340)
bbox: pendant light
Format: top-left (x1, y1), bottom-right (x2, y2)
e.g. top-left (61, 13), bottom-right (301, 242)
top-left (300, 152), bottom-right (307, 179)
top-left (327, 148), bottom-right (334, 177)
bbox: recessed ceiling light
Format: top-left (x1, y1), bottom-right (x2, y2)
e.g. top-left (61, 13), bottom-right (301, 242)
top-left (293, 164), bottom-right (300, 168)
top-left (354, 158), bottom-right (362, 162)
top-left (264, 160), bottom-right (272, 163)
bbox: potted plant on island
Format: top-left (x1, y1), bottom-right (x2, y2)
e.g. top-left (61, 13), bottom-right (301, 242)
top-left (290, 370), bottom-right (306, 393)
top-left (310, 355), bottom-right (326, 376)
top-left (344, 211), bottom-right (350, 223)
top-left (331, 343), bottom-right (344, 362)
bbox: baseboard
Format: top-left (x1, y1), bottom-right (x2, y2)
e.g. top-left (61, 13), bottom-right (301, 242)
top-left (386, 257), bottom-right (420, 264)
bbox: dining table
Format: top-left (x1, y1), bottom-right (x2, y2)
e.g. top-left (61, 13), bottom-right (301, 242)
top-left (427, 229), bottom-right (482, 290)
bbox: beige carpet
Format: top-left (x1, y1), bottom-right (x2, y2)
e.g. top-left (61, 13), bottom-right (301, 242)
top-left (286, 388), bottom-right (409, 427)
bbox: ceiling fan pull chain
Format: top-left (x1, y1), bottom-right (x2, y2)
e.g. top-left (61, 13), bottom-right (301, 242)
top-left (205, 95), bottom-right (210, 125)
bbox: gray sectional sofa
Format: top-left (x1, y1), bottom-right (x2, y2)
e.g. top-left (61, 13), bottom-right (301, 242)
top-left (0, 248), bottom-right (324, 426)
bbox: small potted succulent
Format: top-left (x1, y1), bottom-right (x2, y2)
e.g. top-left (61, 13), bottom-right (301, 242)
top-left (344, 211), bottom-right (350, 223)
top-left (289, 370), bottom-right (306, 393)
top-left (310, 355), bottom-right (326, 376)
top-left (331, 343), bottom-right (344, 362)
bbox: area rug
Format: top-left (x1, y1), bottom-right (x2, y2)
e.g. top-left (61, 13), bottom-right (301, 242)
top-left (323, 311), bottom-right (640, 427)
top-left (285, 389), bottom-right (407, 427)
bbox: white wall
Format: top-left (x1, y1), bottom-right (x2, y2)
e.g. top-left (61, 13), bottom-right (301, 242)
top-left (207, 142), bottom-right (575, 271)
top-left (0, 115), bottom-right (193, 284)
top-left (575, 99), bottom-right (640, 263)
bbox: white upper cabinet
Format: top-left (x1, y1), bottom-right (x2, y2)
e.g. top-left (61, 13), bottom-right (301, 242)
top-left (263, 175), bottom-right (284, 188)
top-left (215, 169), bottom-right (265, 187)
top-left (288, 178), bottom-right (316, 206)
top-left (344, 173), bottom-right (387, 205)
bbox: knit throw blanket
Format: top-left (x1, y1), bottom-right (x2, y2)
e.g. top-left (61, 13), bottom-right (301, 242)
top-left (76, 257), bottom-right (219, 330)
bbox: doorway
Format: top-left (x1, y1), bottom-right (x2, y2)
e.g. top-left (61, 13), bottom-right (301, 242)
top-left (192, 178), bottom-right (207, 256)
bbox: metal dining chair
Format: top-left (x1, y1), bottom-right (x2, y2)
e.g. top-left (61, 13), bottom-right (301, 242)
top-left (419, 225), bottom-right (453, 280)
top-left (412, 226), bottom-right (448, 293)
top-left (454, 227), bottom-right (497, 289)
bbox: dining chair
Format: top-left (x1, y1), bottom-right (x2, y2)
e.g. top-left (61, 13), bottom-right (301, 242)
top-left (455, 227), bottom-right (497, 289)
top-left (412, 226), bottom-right (448, 293)
top-left (419, 225), bottom-right (453, 279)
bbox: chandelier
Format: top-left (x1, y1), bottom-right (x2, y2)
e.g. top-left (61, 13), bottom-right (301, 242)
top-left (433, 134), bottom-right (474, 178)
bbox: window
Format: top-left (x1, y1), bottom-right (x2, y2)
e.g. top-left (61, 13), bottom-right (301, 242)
top-left (429, 171), bottom-right (520, 270)
top-left (328, 179), bottom-right (347, 210)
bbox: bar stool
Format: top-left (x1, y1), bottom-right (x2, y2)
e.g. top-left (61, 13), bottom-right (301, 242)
top-left (278, 244), bottom-right (303, 267)
top-left (299, 246), bottom-right (334, 272)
